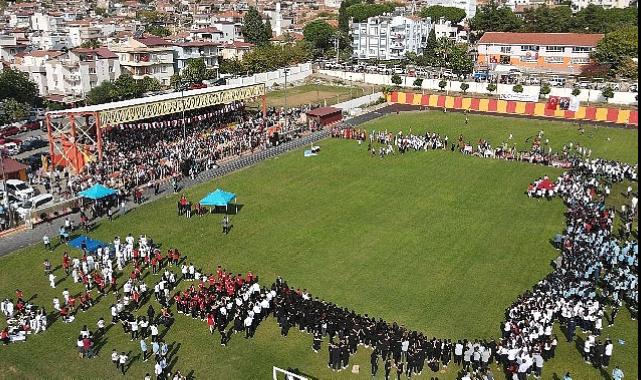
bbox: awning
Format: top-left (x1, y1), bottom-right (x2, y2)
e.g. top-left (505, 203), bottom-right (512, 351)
top-left (78, 183), bottom-right (117, 200)
top-left (199, 188), bottom-right (236, 207)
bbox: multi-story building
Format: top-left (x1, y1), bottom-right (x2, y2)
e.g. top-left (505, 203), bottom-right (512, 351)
top-left (433, 19), bottom-right (468, 42)
top-left (351, 15), bottom-right (433, 61)
top-left (12, 50), bottom-right (65, 95)
top-left (173, 41), bottom-right (219, 75)
top-left (45, 48), bottom-right (121, 100)
top-left (110, 37), bottom-right (175, 86)
top-left (0, 35), bottom-right (28, 64)
top-left (420, 0), bottom-right (476, 18)
top-left (476, 32), bottom-right (604, 74)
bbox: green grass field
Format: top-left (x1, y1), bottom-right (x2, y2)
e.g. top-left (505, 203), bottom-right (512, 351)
top-left (0, 112), bottom-right (637, 380)
top-left (262, 84), bottom-right (364, 107)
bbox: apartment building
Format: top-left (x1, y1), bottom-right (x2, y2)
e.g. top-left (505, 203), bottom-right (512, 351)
top-left (45, 48), bottom-right (121, 100)
top-left (476, 32), bottom-right (604, 74)
top-left (351, 15), bottom-right (433, 61)
top-left (570, 0), bottom-right (632, 11)
top-left (12, 50), bottom-right (65, 95)
top-left (110, 37), bottom-right (175, 86)
top-left (173, 41), bottom-right (219, 75)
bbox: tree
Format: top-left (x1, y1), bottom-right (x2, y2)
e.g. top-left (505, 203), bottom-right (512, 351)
top-left (469, 0), bottom-right (521, 40)
top-left (113, 73), bottom-right (144, 100)
top-left (86, 81), bottom-right (117, 105)
top-left (146, 25), bottom-right (171, 37)
top-left (601, 86), bottom-right (615, 100)
top-left (486, 83), bottom-right (497, 95)
top-left (0, 68), bottom-right (40, 106)
top-left (182, 58), bottom-right (208, 83)
top-left (345, 2), bottom-right (396, 22)
top-left (420, 5), bottom-right (466, 24)
top-left (593, 26), bottom-right (638, 79)
top-left (571, 88), bottom-right (581, 96)
top-left (521, 5), bottom-right (573, 33)
top-left (460, 82), bottom-right (470, 94)
top-left (140, 77), bottom-right (161, 92)
top-left (449, 43), bottom-right (474, 75)
top-left (264, 19), bottom-right (274, 42)
top-left (0, 99), bottom-right (30, 125)
top-left (571, 5), bottom-right (637, 34)
top-left (242, 7), bottom-right (270, 46)
top-left (512, 84), bottom-right (524, 93)
top-left (579, 62), bottom-right (611, 79)
top-left (304, 20), bottom-right (335, 51)
top-left (413, 78), bottom-right (423, 89)
top-left (219, 58), bottom-right (245, 76)
top-left (539, 83), bottom-right (551, 98)
top-left (391, 74), bottom-right (403, 87)
top-left (439, 79), bottom-right (448, 91)
top-left (80, 39), bottom-right (101, 49)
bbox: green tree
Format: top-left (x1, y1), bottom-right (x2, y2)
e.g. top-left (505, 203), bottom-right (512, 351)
top-left (0, 99), bottom-right (30, 124)
top-left (0, 68), bottom-right (40, 106)
top-left (413, 78), bottom-right (423, 89)
top-left (345, 2), bottom-right (395, 23)
top-left (80, 39), bottom-right (101, 49)
top-left (219, 58), bottom-right (246, 75)
top-left (486, 83), bottom-right (497, 95)
top-left (182, 58), bottom-right (208, 83)
top-left (512, 84), bottom-right (524, 93)
top-left (303, 20), bottom-right (335, 50)
top-left (571, 88), bottom-right (581, 96)
top-left (140, 77), bottom-right (161, 92)
top-left (460, 82), bottom-right (470, 94)
top-left (264, 20), bottom-right (274, 42)
top-left (146, 25), bottom-right (171, 37)
top-left (439, 79), bottom-right (448, 91)
top-left (539, 83), bottom-right (551, 98)
top-left (571, 5), bottom-right (637, 34)
top-left (138, 10), bottom-right (166, 24)
top-left (469, 0), bottom-right (522, 40)
top-left (521, 5), bottom-right (572, 33)
top-left (113, 73), bottom-right (144, 100)
top-left (593, 26), bottom-right (638, 79)
top-left (420, 5), bottom-right (466, 24)
top-left (391, 74), bottom-right (403, 87)
top-left (94, 6), bottom-right (108, 17)
top-left (601, 86), bottom-right (615, 100)
top-left (449, 43), bottom-right (474, 75)
top-left (243, 7), bottom-right (270, 46)
top-left (338, 0), bottom-right (361, 32)
top-left (86, 81), bottom-right (117, 105)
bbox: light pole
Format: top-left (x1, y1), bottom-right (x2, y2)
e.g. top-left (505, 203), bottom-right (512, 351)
top-left (179, 79), bottom-right (191, 140)
top-left (283, 68), bottom-right (289, 108)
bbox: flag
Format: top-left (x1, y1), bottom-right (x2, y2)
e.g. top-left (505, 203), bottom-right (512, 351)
top-left (569, 96), bottom-right (580, 112)
top-left (546, 96), bottom-right (559, 110)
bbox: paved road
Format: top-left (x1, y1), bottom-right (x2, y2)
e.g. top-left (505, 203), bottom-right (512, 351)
top-left (0, 105), bottom-right (399, 257)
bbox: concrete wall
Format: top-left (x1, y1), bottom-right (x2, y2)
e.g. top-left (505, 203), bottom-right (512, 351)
top-left (334, 92), bottom-right (384, 114)
top-left (319, 69), bottom-right (639, 106)
top-left (227, 63), bottom-right (313, 88)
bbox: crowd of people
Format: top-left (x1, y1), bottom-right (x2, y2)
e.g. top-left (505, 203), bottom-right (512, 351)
top-left (0, 290), bottom-right (47, 344)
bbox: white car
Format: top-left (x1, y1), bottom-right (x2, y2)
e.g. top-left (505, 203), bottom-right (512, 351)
top-left (0, 142), bottom-right (20, 155)
top-left (16, 193), bottom-right (54, 219)
top-left (3, 179), bottom-right (34, 200)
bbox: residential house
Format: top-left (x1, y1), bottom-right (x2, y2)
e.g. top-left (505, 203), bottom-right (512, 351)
top-left (110, 37), bottom-right (175, 86)
top-left (173, 41), bottom-right (219, 76)
top-left (220, 41), bottom-right (254, 60)
top-left (351, 15), bottom-right (433, 61)
top-left (12, 50), bottom-right (66, 96)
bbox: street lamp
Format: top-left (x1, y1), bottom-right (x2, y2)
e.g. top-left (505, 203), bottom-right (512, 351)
top-left (283, 68), bottom-right (290, 108)
top-left (178, 79), bottom-right (191, 140)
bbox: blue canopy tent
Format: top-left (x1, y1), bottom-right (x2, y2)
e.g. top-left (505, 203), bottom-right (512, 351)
top-left (69, 235), bottom-right (110, 253)
top-left (199, 188), bottom-right (237, 212)
top-left (78, 184), bottom-right (117, 200)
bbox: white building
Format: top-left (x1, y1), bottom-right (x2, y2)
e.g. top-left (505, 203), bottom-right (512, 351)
top-left (569, 0), bottom-right (631, 11)
top-left (420, 0), bottom-right (476, 19)
top-left (110, 37), bottom-right (175, 86)
top-left (45, 48), bottom-right (121, 100)
top-left (29, 31), bottom-right (68, 50)
top-left (30, 12), bottom-right (63, 32)
top-left (351, 15), bottom-right (433, 61)
top-left (12, 50), bottom-right (65, 96)
top-left (433, 19), bottom-right (468, 42)
top-left (173, 41), bottom-right (219, 75)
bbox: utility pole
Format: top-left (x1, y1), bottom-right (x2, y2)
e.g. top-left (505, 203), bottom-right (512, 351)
top-left (283, 68), bottom-right (289, 108)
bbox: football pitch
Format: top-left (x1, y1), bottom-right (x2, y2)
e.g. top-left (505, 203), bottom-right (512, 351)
top-left (0, 112), bottom-right (637, 379)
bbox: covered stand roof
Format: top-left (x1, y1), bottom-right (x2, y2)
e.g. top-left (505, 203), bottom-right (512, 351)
top-left (0, 157), bottom-right (27, 176)
top-left (199, 189), bottom-right (237, 207)
top-left (306, 106), bottom-right (342, 118)
top-left (78, 184), bottom-right (117, 200)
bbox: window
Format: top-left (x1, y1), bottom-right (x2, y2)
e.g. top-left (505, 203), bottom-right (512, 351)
top-left (500, 46), bottom-right (512, 54)
top-left (161, 66), bottom-right (167, 73)
top-left (370, 27), bottom-right (378, 35)
top-left (570, 57), bottom-right (590, 64)
top-left (572, 46), bottom-right (591, 53)
top-left (520, 55), bottom-right (537, 62)
top-left (521, 45), bottom-right (538, 51)
top-left (544, 56), bottom-right (563, 64)
top-left (89, 67), bottom-right (96, 74)
top-left (545, 46), bottom-right (564, 52)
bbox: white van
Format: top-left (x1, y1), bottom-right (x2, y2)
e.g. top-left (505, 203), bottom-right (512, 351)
top-left (16, 193), bottom-right (54, 219)
top-left (3, 179), bottom-right (34, 200)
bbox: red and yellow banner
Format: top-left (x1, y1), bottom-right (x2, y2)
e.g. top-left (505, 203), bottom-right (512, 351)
top-left (387, 92), bottom-right (638, 127)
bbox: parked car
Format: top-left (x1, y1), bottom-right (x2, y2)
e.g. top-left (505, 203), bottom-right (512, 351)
top-left (392, 66), bottom-right (404, 75)
top-left (16, 193), bottom-right (54, 219)
top-left (19, 122), bottom-right (40, 132)
top-left (442, 70), bottom-right (457, 79)
top-left (0, 141), bottom-right (20, 155)
top-left (2, 179), bottom-right (35, 200)
top-left (0, 126), bottom-right (20, 138)
top-left (630, 84), bottom-right (638, 93)
top-left (548, 77), bottom-right (566, 87)
top-left (19, 138), bottom-right (48, 153)
top-left (0, 191), bottom-right (22, 209)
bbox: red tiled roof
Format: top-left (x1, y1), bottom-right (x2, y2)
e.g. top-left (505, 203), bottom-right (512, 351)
top-left (25, 50), bottom-right (65, 58)
top-left (176, 41), bottom-right (220, 47)
top-left (72, 47), bottom-right (118, 59)
top-left (478, 32), bottom-right (604, 47)
top-left (135, 37), bottom-right (171, 47)
top-left (192, 27), bottom-right (222, 34)
top-left (217, 11), bottom-right (244, 18)
top-left (0, 158), bottom-right (27, 175)
top-left (225, 41), bottom-right (254, 49)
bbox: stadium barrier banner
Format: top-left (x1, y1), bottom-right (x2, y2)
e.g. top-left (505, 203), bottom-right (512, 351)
top-left (386, 92), bottom-right (638, 127)
top-left (499, 93), bottom-right (538, 102)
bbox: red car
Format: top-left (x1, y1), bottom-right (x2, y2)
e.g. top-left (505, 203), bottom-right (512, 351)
top-left (20, 122), bottom-right (40, 132)
top-left (0, 137), bottom-right (22, 145)
top-left (0, 126), bottom-right (20, 137)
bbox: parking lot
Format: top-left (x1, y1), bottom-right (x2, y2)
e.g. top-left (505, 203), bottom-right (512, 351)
top-left (315, 59), bottom-right (639, 92)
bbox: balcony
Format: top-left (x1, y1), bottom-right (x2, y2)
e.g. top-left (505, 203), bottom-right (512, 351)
top-left (63, 73), bottom-right (81, 82)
